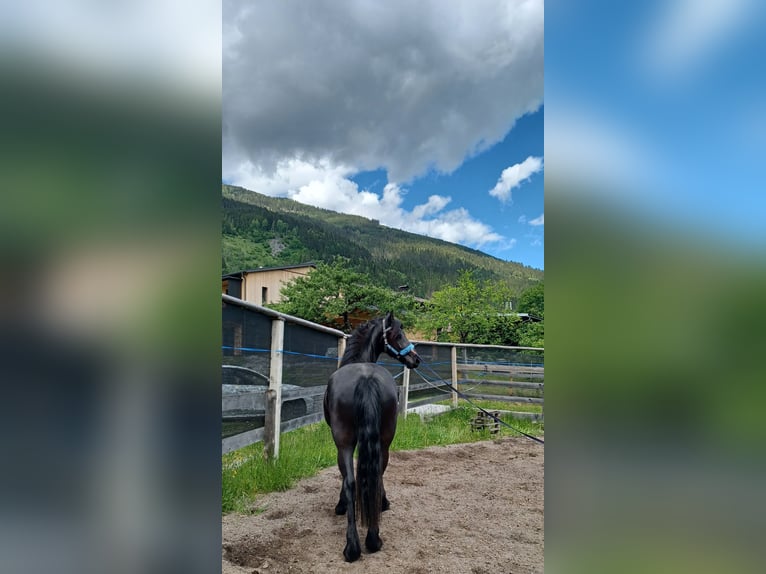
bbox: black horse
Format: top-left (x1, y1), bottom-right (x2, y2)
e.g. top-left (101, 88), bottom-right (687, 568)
top-left (323, 311), bottom-right (420, 562)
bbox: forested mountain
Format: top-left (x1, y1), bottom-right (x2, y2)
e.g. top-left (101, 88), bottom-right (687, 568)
top-left (222, 184), bottom-right (543, 298)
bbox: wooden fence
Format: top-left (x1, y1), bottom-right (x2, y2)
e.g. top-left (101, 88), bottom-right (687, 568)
top-left (222, 294), bottom-right (345, 458)
top-left (397, 341), bottom-right (544, 424)
top-left (222, 294), bottom-right (543, 458)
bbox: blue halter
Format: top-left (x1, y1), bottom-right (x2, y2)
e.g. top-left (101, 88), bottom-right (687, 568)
top-left (382, 318), bottom-right (415, 358)
top-left (387, 341), bottom-right (415, 357)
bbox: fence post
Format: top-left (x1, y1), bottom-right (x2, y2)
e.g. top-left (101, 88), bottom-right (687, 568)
top-left (337, 336), bottom-right (346, 368)
top-left (451, 345), bottom-right (458, 408)
top-left (264, 317), bottom-right (285, 461)
top-left (400, 367), bottom-right (411, 418)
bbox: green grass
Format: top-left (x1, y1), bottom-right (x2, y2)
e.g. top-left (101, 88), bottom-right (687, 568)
top-left (222, 402), bottom-right (543, 514)
top-left (222, 422), bottom-right (337, 513)
top-left (391, 405), bottom-right (542, 450)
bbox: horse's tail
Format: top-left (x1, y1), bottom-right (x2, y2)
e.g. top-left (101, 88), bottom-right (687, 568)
top-left (354, 377), bottom-right (382, 529)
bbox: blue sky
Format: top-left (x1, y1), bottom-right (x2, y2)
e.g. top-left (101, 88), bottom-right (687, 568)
top-left (223, 1), bottom-right (544, 270)
top-left (349, 109), bottom-right (544, 269)
top-left (545, 0), bottom-right (766, 249)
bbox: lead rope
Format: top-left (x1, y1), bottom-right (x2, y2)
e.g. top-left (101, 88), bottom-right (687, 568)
top-left (413, 360), bottom-right (544, 445)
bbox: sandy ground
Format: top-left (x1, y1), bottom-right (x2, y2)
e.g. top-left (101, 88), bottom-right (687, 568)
top-left (222, 437), bottom-right (544, 574)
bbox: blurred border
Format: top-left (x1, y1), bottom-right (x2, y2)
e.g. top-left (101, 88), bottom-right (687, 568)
top-left (546, 1), bottom-right (766, 572)
top-left (0, 3), bottom-right (222, 574)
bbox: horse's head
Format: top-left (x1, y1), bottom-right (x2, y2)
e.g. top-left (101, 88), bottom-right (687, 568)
top-left (381, 311), bottom-right (420, 369)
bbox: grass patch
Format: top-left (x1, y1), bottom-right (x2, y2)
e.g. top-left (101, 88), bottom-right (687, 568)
top-left (222, 403), bottom-right (543, 514)
top-left (222, 422), bottom-right (337, 513)
top-left (392, 405), bottom-right (542, 450)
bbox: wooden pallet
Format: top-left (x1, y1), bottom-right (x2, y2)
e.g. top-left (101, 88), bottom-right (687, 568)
top-left (470, 410), bottom-right (501, 434)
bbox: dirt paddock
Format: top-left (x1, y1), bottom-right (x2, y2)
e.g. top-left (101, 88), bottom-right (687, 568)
top-left (223, 437), bottom-right (543, 574)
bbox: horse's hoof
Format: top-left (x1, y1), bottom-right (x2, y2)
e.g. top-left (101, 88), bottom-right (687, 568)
top-left (334, 503), bottom-right (347, 515)
top-left (343, 543), bottom-right (361, 562)
top-left (365, 531), bottom-right (383, 553)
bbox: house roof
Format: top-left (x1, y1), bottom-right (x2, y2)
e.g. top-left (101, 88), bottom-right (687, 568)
top-left (222, 262), bottom-right (316, 279)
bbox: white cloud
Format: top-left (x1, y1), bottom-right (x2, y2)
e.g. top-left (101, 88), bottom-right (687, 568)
top-left (517, 215), bottom-right (527, 224)
top-left (529, 214), bottom-right (544, 226)
top-left (489, 156), bottom-right (543, 202)
top-left (412, 195), bottom-right (452, 219)
top-left (226, 159), bottom-right (503, 247)
top-left (223, 0), bottom-right (543, 183)
top-left (225, 157), bottom-right (356, 198)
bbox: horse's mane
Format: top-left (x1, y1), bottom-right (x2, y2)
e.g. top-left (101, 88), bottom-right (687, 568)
top-left (339, 317), bottom-right (380, 366)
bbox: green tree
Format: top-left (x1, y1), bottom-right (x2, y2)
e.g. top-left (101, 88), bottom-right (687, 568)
top-left (517, 321), bottom-right (544, 347)
top-left (517, 281), bottom-right (544, 318)
top-left (418, 271), bottom-right (518, 344)
top-left (485, 314), bottom-right (521, 346)
top-left (272, 257), bottom-right (416, 332)
top-left (516, 282), bottom-right (544, 347)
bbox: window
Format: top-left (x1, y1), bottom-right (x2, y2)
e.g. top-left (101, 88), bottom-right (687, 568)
top-left (261, 286), bottom-right (268, 305)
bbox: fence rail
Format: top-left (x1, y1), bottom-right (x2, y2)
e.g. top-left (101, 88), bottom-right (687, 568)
top-left (459, 393), bottom-right (544, 404)
top-left (459, 379), bottom-right (545, 390)
top-left (222, 294), bottom-right (543, 457)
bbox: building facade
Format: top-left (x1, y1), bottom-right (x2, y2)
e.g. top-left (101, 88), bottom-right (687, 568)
top-left (222, 263), bottom-right (316, 306)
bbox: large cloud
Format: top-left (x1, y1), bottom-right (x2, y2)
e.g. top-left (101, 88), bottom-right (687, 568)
top-left (223, 0), bottom-right (543, 246)
top-left (231, 157), bottom-right (502, 246)
top-left (224, 0), bottom-right (542, 181)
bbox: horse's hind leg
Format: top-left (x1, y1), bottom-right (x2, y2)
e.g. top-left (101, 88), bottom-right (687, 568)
top-left (381, 445), bottom-right (391, 511)
top-left (365, 525), bottom-right (382, 553)
top-left (363, 447), bottom-right (383, 553)
top-left (339, 446), bottom-right (361, 562)
top-left (334, 450), bottom-right (348, 515)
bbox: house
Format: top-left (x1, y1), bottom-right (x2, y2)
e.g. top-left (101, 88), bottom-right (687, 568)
top-left (222, 263), bottom-right (316, 306)
top-left (222, 264), bottom-right (428, 334)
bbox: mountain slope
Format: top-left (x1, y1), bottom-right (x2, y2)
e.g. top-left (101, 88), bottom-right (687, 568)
top-left (222, 184), bottom-right (543, 297)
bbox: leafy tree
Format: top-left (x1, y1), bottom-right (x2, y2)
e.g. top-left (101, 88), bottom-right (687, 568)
top-left (272, 257), bottom-right (416, 332)
top-left (417, 271), bottom-right (518, 344)
top-left (516, 282), bottom-right (544, 347)
top-left (516, 321), bottom-right (544, 348)
top-left (517, 281), bottom-right (544, 318)
top-left (485, 314), bottom-right (521, 346)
